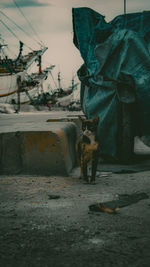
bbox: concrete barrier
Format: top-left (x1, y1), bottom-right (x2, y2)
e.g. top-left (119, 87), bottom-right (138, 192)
top-left (0, 122), bottom-right (77, 176)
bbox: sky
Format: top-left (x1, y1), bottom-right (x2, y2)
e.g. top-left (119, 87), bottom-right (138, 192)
top-left (0, 0), bottom-right (150, 89)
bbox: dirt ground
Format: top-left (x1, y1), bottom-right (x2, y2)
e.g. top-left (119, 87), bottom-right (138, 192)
top-left (0, 167), bottom-right (150, 267)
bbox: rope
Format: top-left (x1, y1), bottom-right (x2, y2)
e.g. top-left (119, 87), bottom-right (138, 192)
top-left (0, 19), bottom-right (33, 51)
top-left (0, 10), bottom-right (43, 48)
top-left (12, 0), bottom-right (45, 47)
top-left (0, 19), bottom-right (20, 42)
top-left (50, 72), bottom-right (58, 88)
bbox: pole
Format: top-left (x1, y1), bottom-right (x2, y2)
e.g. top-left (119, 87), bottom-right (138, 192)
top-left (124, 0), bottom-right (126, 15)
top-left (38, 55), bottom-right (42, 74)
top-left (72, 77), bottom-right (74, 91)
top-left (58, 72), bottom-right (61, 91)
top-left (16, 75), bottom-right (21, 113)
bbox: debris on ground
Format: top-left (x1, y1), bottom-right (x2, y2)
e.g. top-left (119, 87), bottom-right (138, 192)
top-left (89, 192), bottom-right (149, 214)
top-left (89, 203), bottom-right (119, 214)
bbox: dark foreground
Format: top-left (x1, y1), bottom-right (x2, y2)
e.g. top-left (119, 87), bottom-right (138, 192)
top-left (0, 168), bottom-right (150, 267)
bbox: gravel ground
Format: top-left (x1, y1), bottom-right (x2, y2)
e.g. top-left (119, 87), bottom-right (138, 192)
top-left (0, 168), bottom-right (150, 267)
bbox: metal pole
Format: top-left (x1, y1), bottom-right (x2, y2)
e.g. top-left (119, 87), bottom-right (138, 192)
top-left (124, 0), bottom-right (126, 14)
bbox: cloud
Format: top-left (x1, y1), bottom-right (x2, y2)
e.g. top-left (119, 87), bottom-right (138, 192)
top-left (0, 0), bottom-right (51, 9)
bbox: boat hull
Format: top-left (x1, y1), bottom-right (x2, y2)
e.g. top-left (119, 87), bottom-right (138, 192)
top-left (0, 86), bottom-right (39, 104)
top-left (0, 72), bottom-right (38, 104)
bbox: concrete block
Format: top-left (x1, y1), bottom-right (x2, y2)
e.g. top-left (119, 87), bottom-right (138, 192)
top-left (0, 132), bottom-right (22, 174)
top-left (0, 122), bottom-right (77, 176)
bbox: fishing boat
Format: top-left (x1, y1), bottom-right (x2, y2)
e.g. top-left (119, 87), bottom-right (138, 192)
top-left (0, 1), bottom-right (56, 108)
top-left (0, 38), bottom-right (55, 105)
top-left (49, 72), bottom-right (79, 105)
top-left (0, 4), bottom-right (80, 111)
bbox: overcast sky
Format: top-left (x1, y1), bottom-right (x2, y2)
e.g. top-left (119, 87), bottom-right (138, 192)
top-left (0, 0), bottom-right (150, 87)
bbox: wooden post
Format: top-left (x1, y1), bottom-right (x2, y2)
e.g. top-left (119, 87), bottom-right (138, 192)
top-left (16, 75), bottom-right (21, 113)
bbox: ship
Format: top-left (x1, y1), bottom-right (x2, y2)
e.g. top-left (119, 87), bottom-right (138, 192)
top-left (0, 37), bottom-right (55, 106)
top-left (0, 2), bottom-right (56, 110)
top-left (49, 72), bottom-right (80, 107)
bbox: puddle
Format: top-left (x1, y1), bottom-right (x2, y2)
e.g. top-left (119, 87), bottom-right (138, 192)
top-left (89, 192), bottom-right (149, 212)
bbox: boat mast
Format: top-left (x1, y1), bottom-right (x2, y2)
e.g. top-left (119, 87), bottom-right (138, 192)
top-left (71, 77), bottom-right (74, 91)
top-left (71, 73), bottom-right (77, 91)
top-left (58, 72), bottom-right (61, 91)
top-left (38, 55), bottom-right (42, 74)
top-left (15, 41), bottom-right (23, 62)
